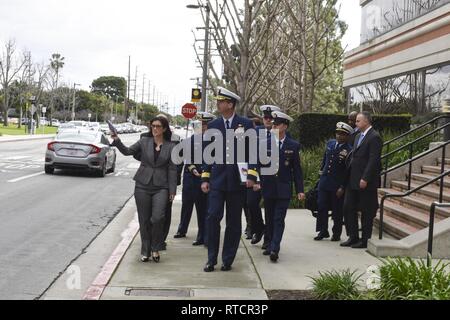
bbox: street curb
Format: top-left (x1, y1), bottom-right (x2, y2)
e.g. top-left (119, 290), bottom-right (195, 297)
top-left (83, 200), bottom-right (139, 300)
top-left (0, 135), bottom-right (55, 143)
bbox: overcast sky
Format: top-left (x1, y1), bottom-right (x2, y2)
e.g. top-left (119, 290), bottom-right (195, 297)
top-left (0, 0), bottom-right (361, 115)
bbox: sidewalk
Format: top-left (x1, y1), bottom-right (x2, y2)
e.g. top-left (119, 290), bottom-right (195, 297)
top-left (0, 134), bottom-right (55, 143)
top-left (96, 198), bottom-right (380, 300)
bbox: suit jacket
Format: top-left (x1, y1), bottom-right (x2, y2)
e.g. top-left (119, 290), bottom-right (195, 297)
top-left (201, 114), bottom-right (257, 192)
top-left (112, 136), bottom-right (178, 195)
top-left (347, 127), bottom-right (383, 191)
top-left (260, 136), bottom-right (304, 200)
top-left (318, 139), bottom-right (352, 192)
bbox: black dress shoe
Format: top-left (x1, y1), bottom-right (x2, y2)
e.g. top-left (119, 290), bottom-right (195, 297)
top-left (152, 252), bottom-right (160, 263)
top-left (203, 264), bottom-right (215, 272)
top-left (270, 252), bottom-right (279, 262)
top-left (331, 235), bottom-right (341, 242)
top-left (340, 238), bottom-right (360, 247)
top-left (192, 240), bottom-right (204, 246)
top-left (245, 233), bottom-right (252, 240)
top-left (262, 242), bottom-right (269, 250)
top-left (251, 233), bottom-right (263, 245)
top-left (314, 231), bottom-right (330, 241)
top-left (262, 250), bottom-right (271, 256)
top-left (351, 241), bottom-right (368, 249)
top-left (174, 233), bottom-right (186, 239)
top-left (221, 265), bottom-right (232, 271)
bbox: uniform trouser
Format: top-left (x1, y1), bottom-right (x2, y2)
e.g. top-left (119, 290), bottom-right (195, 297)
top-left (243, 191), bottom-right (251, 233)
top-left (134, 184), bottom-right (168, 256)
top-left (316, 189), bottom-right (344, 237)
top-left (206, 189), bottom-right (244, 266)
top-left (343, 188), bottom-right (379, 241)
top-left (247, 189), bottom-right (264, 236)
top-left (177, 185), bottom-right (208, 242)
top-left (264, 198), bottom-right (290, 253)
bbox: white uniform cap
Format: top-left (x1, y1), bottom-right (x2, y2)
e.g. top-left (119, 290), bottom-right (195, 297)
top-left (197, 111), bottom-right (215, 122)
top-left (260, 105), bottom-right (281, 115)
top-left (336, 122), bottom-right (353, 135)
top-left (215, 86), bottom-right (241, 102)
top-left (271, 111), bottom-right (294, 123)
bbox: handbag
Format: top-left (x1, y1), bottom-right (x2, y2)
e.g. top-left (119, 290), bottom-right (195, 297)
top-left (305, 181), bottom-right (319, 218)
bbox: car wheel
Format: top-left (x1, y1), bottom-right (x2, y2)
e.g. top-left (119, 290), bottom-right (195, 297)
top-left (45, 165), bottom-right (54, 174)
top-left (107, 157), bottom-right (116, 174)
top-left (97, 162), bottom-right (107, 177)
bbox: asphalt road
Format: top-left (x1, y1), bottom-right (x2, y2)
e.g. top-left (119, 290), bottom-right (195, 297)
top-left (0, 133), bottom-right (142, 300)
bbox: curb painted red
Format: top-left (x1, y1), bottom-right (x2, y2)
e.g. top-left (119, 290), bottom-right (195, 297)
top-left (83, 215), bottom-right (139, 300)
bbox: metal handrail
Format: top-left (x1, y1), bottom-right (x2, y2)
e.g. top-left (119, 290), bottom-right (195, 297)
top-left (382, 122), bottom-right (450, 160)
top-left (379, 167), bottom-right (450, 240)
top-left (382, 121), bottom-right (450, 188)
top-left (383, 114), bottom-right (450, 147)
top-left (428, 202), bottom-right (450, 267)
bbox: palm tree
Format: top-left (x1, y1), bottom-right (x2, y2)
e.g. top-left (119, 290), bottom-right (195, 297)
top-left (49, 53), bottom-right (65, 125)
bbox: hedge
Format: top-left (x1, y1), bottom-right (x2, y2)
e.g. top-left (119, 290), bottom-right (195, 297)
top-left (289, 113), bottom-right (412, 149)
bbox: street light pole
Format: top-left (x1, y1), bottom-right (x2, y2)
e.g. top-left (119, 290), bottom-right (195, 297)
top-left (187, 3), bottom-right (210, 112)
top-left (201, 4), bottom-right (210, 112)
top-left (72, 83), bottom-right (80, 121)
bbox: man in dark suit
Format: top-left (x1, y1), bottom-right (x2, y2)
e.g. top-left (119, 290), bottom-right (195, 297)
top-left (201, 87), bottom-right (258, 272)
top-left (341, 111), bottom-right (383, 249)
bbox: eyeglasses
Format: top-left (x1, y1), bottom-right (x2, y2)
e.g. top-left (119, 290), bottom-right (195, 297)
top-left (151, 124), bottom-right (163, 129)
top-left (263, 116), bottom-right (273, 121)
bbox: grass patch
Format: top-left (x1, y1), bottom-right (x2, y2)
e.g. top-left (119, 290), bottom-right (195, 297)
top-left (0, 124), bottom-right (57, 136)
top-left (309, 269), bottom-right (363, 300)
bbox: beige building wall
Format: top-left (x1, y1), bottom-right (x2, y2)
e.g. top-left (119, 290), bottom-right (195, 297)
top-left (343, 2), bottom-right (450, 88)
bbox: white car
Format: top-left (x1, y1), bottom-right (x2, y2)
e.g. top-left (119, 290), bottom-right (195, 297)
top-left (45, 128), bottom-right (116, 177)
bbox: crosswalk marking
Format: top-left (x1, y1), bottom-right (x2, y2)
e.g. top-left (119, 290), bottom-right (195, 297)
top-left (8, 171), bottom-right (45, 183)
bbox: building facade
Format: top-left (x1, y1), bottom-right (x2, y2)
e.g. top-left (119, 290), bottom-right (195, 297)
top-left (343, 0), bottom-right (450, 115)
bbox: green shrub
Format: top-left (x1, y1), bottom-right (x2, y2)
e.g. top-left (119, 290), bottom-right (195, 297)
top-left (309, 269), bottom-right (363, 300)
top-left (373, 257), bottom-right (450, 300)
top-left (290, 113), bottom-right (412, 149)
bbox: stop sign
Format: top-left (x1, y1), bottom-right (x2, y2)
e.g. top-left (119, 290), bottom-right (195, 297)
top-left (182, 103), bottom-right (197, 119)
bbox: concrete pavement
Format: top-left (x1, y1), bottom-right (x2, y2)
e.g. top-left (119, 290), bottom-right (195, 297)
top-left (42, 192), bottom-right (382, 300)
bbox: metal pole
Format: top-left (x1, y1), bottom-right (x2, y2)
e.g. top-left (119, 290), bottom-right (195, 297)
top-left (126, 56), bottom-right (131, 121)
top-left (200, 5), bottom-right (210, 112)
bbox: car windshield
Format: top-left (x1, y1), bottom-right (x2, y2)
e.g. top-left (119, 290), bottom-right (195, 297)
top-left (56, 132), bottom-right (98, 143)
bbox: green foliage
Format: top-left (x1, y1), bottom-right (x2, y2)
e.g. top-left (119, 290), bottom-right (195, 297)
top-left (309, 269), bottom-right (363, 300)
top-left (373, 257), bottom-right (450, 300)
top-left (290, 113), bottom-right (412, 149)
top-left (381, 128), bottom-right (439, 169)
top-left (91, 76), bottom-right (127, 102)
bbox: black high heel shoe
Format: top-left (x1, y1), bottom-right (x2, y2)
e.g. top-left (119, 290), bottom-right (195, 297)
top-left (152, 252), bottom-right (160, 263)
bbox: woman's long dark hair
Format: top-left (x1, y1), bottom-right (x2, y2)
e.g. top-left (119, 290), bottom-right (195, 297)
top-left (148, 116), bottom-right (172, 142)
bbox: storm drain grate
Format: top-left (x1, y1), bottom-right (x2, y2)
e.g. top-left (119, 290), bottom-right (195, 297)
top-left (125, 288), bottom-right (192, 297)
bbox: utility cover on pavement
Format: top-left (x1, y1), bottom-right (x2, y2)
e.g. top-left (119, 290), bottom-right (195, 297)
top-left (125, 288), bottom-right (192, 297)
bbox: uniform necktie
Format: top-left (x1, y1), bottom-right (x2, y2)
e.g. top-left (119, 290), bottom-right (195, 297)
top-left (226, 120), bottom-right (230, 129)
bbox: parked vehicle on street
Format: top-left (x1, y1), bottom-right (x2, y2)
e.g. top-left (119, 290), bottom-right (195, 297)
top-left (45, 129), bottom-right (116, 177)
top-left (99, 123), bottom-right (111, 135)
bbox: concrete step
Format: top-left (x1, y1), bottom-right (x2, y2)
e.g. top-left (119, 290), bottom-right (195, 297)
top-left (378, 188), bottom-right (450, 218)
top-left (390, 180), bottom-right (450, 202)
top-left (410, 173), bottom-right (450, 188)
top-left (437, 158), bottom-right (450, 165)
top-left (374, 213), bottom-right (419, 239)
top-left (422, 165), bottom-right (450, 175)
top-left (383, 200), bottom-right (441, 229)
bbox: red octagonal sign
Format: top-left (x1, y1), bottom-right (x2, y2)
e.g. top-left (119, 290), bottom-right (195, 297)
top-left (182, 103), bottom-right (198, 119)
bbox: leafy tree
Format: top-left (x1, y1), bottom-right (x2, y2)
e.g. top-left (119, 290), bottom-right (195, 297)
top-left (91, 76), bottom-right (127, 102)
